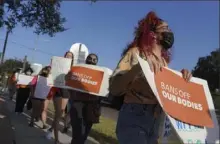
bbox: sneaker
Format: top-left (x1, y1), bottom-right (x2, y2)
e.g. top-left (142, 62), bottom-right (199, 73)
top-left (45, 130), bottom-right (53, 140)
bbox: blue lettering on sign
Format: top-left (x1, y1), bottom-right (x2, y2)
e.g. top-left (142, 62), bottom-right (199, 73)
top-left (175, 120), bottom-right (204, 132)
top-left (165, 122), bottom-right (170, 129)
top-left (163, 117), bottom-right (171, 137)
top-left (163, 130), bottom-right (170, 137)
top-left (176, 121), bottom-right (186, 129)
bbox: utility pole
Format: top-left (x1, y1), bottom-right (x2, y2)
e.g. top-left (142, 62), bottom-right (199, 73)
top-left (22, 55), bottom-right (27, 72)
top-left (218, 48), bottom-right (220, 92)
top-left (32, 35), bottom-right (39, 63)
top-left (1, 30), bottom-right (9, 64)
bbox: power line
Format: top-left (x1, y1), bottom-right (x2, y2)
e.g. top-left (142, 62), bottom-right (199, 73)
top-left (0, 39), bottom-right (56, 56)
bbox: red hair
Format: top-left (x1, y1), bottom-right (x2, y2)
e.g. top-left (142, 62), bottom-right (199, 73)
top-left (123, 11), bottom-right (172, 63)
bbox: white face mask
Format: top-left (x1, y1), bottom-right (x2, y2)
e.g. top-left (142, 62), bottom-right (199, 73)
top-left (26, 71), bottom-right (31, 75)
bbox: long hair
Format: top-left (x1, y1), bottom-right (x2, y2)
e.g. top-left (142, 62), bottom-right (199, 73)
top-left (39, 66), bottom-right (51, 77)
top-left (122, 11), bottom-right (172, 63)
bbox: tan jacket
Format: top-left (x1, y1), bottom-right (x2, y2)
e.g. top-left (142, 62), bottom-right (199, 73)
top-left (109, 47), bottom-right (167, 104)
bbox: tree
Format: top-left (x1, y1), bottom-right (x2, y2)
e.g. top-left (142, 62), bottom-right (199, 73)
top-left (0, 0), bottom-right (66, 36)
top-left (192, 49), bottom-right (220, 92)
top-left (0, 58), bottom-right (29, 75)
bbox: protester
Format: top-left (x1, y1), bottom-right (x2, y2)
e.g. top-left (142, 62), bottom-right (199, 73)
top-left (62, 99), bottom-right (71, 133)
top-left (29, 66), bottom-right (51, 128)
top-left (15, 67), bottom-right (34, 114)
top-left (47, 51), bottom-right (74, 144)
top-left (109, 11), bottom-right (192, 144)
top-left (66, 53), bottom-right (102, 144)
top-left (40, 66), bottom-right (53, 129)
top-left (7, 69), bottom-right (19, 100)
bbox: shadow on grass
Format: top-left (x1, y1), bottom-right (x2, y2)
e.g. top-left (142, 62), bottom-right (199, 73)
top-left (89, 129), bottom-right (118, 144)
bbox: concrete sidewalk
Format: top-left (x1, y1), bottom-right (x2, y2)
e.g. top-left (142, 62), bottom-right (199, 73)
top-left (1, 95), bottom-right (99, 144)
top-left (0, 97), bottom-right (16, 144)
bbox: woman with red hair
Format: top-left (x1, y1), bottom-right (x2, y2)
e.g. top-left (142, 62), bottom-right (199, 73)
top-left (109, 11), bottom-right (192, 144)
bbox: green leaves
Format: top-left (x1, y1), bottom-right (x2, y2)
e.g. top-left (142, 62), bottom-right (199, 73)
top-left (192, 49), bottom-right (220, 92)
top-left (1, 0), bottom-right (66, 37)
top-left (0, 58), bottom-right (29, 75)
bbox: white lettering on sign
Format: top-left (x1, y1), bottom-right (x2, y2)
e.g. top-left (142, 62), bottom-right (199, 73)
top-left (71, 72), bottom-right (98, 85)
top-left (161, 82), bottom-right (203, 111)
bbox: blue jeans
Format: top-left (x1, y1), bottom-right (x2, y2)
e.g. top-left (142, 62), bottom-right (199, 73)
top-left (116, 103), bottom-right (161, 144)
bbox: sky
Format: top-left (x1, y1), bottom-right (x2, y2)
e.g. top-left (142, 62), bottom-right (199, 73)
top-left (0, 1), bottom-right (219, 71)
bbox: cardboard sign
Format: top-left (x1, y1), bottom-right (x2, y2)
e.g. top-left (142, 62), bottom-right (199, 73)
top-left (50, 56), bottom-right (72, 88)
top-left (155, 67), bottom-right (213, 127)
top-left (66, 66), bottom-right (104, 94)
top-left (136, 54), bottom-right (219, 144)
top-left (66, 64), bottom-right (112, 97)
top-left (34, 76), bottom-right (51, 99)
top-left (16, 74), bottom-right (34, 85)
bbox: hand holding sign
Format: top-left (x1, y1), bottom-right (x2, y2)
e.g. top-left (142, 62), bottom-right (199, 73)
top-left (181, 69), bottom-right (192, 82)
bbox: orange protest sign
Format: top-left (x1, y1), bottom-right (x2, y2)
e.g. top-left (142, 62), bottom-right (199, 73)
top-left (66, 66), bottom-right (104, 94)
top-left (154, 68), bottom-right (213, 128)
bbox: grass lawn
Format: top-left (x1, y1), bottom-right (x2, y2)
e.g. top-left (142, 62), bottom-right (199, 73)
top-left (89, 116), bottom-right (118, 144)
top-left (48, 102), bottom-right (118, 144)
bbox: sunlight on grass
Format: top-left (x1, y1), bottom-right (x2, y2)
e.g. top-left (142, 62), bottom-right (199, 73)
top-left (90, 116), bottom-right (118, 144)
top-left (48, 102), bottom-right (118, 144)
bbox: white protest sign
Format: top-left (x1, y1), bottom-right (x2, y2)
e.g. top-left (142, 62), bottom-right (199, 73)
top-left (30, 63), bottom-right (43, 76)
top-left (17, 74), bottom-right (34, 85)
top-left (136, 54), bottom-right (219, 144)
top-left (50, 56), bottom-right (72, 88)
top-left (34, 76), bottom-right (51, 99)
top-left (66, 64), bottom-right (112, 97)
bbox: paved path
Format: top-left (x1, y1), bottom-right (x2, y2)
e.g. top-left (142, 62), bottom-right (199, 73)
top-left (0, 94), bottom-right (99, 144)
top-left (0, 97), bottom-right (16, 144)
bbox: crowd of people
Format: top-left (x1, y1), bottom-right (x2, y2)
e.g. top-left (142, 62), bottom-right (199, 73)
top-left (5, 11), bottom-right (192, 144)
top-left (7, 52), bottom-right (101, 144)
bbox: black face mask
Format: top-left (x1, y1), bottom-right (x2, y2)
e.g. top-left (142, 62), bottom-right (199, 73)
top-left (160, 32), bottom-right (174, 50)
top-left (86, 60), bottom-right (96, 65)
top-left (86, 56), bottom-right (98, 65)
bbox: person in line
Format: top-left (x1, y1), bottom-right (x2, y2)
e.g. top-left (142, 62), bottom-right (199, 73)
top-left (15, 67), bottom-right (34, 114)
top-left (62, 99), bottom-right (71, 133)
top-left (66, 53), bottom-right (102, 144)
top-left (40, 66), bottom-right (53, 129)
top-left (29, 66), bottom-right (51, 128)
top-left (109, 11), bottom-right (192, 144)
top-left (7, 69), bottom-right (19, 100)
top-left (47, 51), bottom-right (74, 144)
